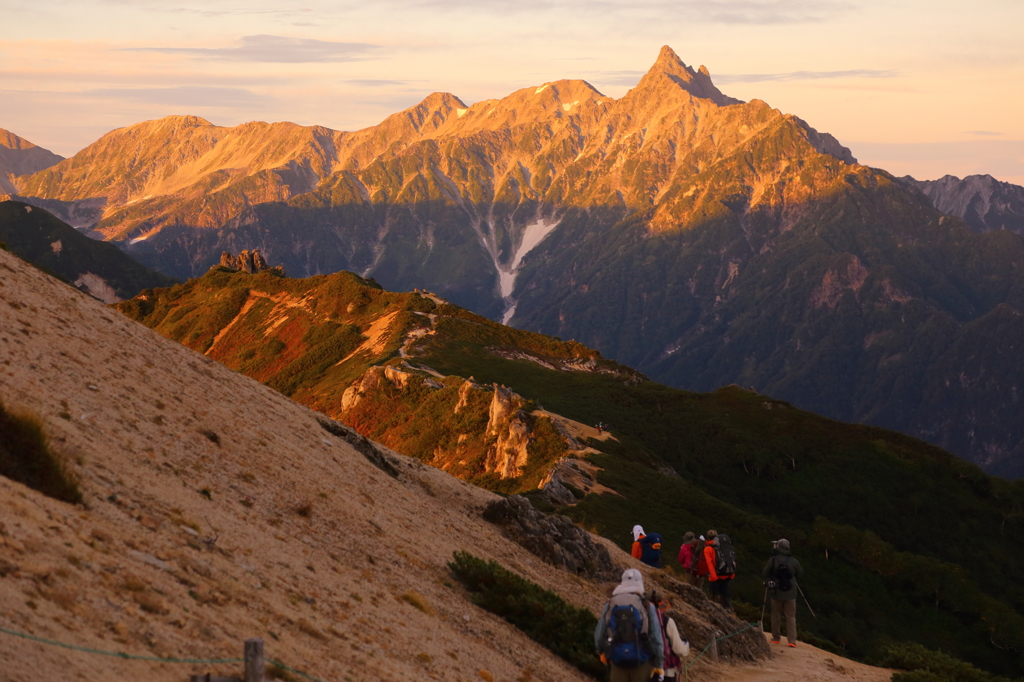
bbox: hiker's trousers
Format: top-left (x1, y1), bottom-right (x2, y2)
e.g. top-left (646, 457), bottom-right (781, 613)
top-left (609, 662), bottom-right (653, 682)
top-left (771, 598), bottom-right (797, 644)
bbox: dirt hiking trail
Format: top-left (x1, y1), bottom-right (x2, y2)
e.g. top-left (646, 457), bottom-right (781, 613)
top-left (711, 633), bottom-right (893, 682)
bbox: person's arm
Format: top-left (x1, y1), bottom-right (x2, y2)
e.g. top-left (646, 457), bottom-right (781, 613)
top-left (647, 603), bottom-right (664, 668)
top-left (667, 617), bottom-right (690, 657)
top-left (632, 541), bottom-right (642, 559)
top-left (594, 603), bottom-right (609, 653)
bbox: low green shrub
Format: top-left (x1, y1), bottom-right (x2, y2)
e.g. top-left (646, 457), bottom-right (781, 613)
top-left (876, 642), bottom-right (1014, 682)
top-left (0, 402), bottom-right (81, 504)
top-left (447, 551), bottom-right (605, 679)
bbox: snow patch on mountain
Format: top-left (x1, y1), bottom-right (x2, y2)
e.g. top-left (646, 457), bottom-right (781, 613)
top-left (470, 216), bottom-right (560, 324)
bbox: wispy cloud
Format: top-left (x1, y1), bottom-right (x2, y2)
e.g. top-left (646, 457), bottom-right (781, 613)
top-left (81, 86), bottom-right (272, 107)
top-left (342, 79), bottom-right (410, 87)
top-left (715, 69), bottom-right (898, 84)
top-left (965, 130), bottom-right (1003, 137)
top-left (121, 35), bottom-right (381, 63)
top-left (377, 0), bottom-right (852, 24)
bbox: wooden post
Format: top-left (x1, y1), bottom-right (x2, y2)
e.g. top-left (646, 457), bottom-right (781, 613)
top-left (244, 638), bottom-right (265, 682)
top-left (708, 632), bottom-right (719, 662)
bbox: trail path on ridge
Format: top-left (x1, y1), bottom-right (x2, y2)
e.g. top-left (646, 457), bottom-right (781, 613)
top-left (710, 634), bottom-right (893, 682)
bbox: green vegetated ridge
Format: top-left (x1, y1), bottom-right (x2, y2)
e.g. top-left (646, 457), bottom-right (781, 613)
top-left (0, 200), bottom-right (176, 301)
top-left (118, 268), bottom-right (1024, 678)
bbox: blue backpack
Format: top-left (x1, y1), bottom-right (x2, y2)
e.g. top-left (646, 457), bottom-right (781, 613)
top-left (606, 599), bottom-right (651, 667)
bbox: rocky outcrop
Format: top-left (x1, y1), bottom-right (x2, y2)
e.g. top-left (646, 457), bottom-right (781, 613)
top-left (217, 249), bottom-right (285, 275)
top-left (537, 469), bottom-right (578, 506)
top-left (454, 379), bottom-right (474, 413)
top-left (484, 384), bottom-right (532, 478)
top-left (341, 365), bottom-right (386, 412)
top-left (482, 495), bottom-right (619, 581)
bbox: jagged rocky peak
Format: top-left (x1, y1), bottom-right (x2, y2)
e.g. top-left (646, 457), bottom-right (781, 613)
top-left (636, 45), bottom-right (743, 106)
top-left (217, 249), bottom-right (285, 275)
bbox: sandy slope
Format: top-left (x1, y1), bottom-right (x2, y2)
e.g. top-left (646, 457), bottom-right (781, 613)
top-left (0, 248), bottom-right (890, 682)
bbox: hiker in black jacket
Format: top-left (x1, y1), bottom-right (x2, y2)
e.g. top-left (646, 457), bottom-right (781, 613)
top-left (762, 538), bottom-right (803, 647)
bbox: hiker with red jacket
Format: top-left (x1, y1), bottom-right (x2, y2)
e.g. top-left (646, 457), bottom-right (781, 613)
top-left (703, 530), bottom-right (736, 610)
top-left (594, 568), bottom-right (665, 682)
top-left (677, 532), bottom-right (700, 585)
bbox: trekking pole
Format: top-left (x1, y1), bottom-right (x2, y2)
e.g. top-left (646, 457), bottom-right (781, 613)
top-left (797, 584), bottom-right (817, 618)
top-left (760, 588), bottom-right (768, 631)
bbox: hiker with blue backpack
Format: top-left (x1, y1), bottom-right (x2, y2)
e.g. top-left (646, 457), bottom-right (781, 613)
top-left (639, 531), bottom-right (663, 568)
top-left (762, 538), bottom-right (804, 647)
top-left (595, 568), bottom-right (665, 681)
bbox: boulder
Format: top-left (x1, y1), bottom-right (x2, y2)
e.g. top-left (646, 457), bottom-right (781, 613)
top-left (482, 495), bottom-right (619, 581)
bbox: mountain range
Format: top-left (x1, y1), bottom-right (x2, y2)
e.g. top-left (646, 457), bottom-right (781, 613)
top-left (901, 174), bottom-right (1024, 234)
top-left (4, 46), bottom-right (1024, 475)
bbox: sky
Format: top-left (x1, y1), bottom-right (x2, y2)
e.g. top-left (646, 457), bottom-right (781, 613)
top-left (1, 0), bottom-right (1022, 184)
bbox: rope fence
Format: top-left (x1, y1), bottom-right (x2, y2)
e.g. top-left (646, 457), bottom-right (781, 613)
top-left (683, 620), bottom-right (760, 672)
top-left (3, 615), bottom-right (761, 681)
top-left (0, 624), bottom-right (326, 682)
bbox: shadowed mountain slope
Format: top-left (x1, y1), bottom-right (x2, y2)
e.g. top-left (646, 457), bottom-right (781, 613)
top-left (902, 173), bottom-right (1024, 234)
top-left (0, 200), bottom-right (177, 302)
top-left (118, 267), bottom-right (1024, 678)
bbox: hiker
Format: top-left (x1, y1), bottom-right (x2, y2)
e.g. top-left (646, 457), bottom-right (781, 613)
top-left (693, 534), bottom-right (708, 590)
top-left (631, 525), bottom-right (645, 560)
top-left (639, 531), bottom-right (663, 568)
top-left (651, 592), bottom-right (690, 682)
top-left (677, 532), bottom-right (700, 585)
top-left (595, 568), bottom-right (664, 682)
top-left (762, 538), bottom-right (803, 647)
top-left (704, 530), bottom-right (736, 610)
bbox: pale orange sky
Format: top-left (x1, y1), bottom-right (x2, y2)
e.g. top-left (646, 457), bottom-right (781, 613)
top-left (1, 0), bottom-right (1022, 183)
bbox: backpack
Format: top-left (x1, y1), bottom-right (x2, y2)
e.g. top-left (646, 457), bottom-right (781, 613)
top-left (773, 559), bottom-right (793, 592)
top-left (604, 596), bottom-right (651, 668)
top-left (657, 610), bottom-right (682, 671)
top-left (640, 533), bottom-right (663, 568)
top-left (715, 534), bottom-right (736, 575)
